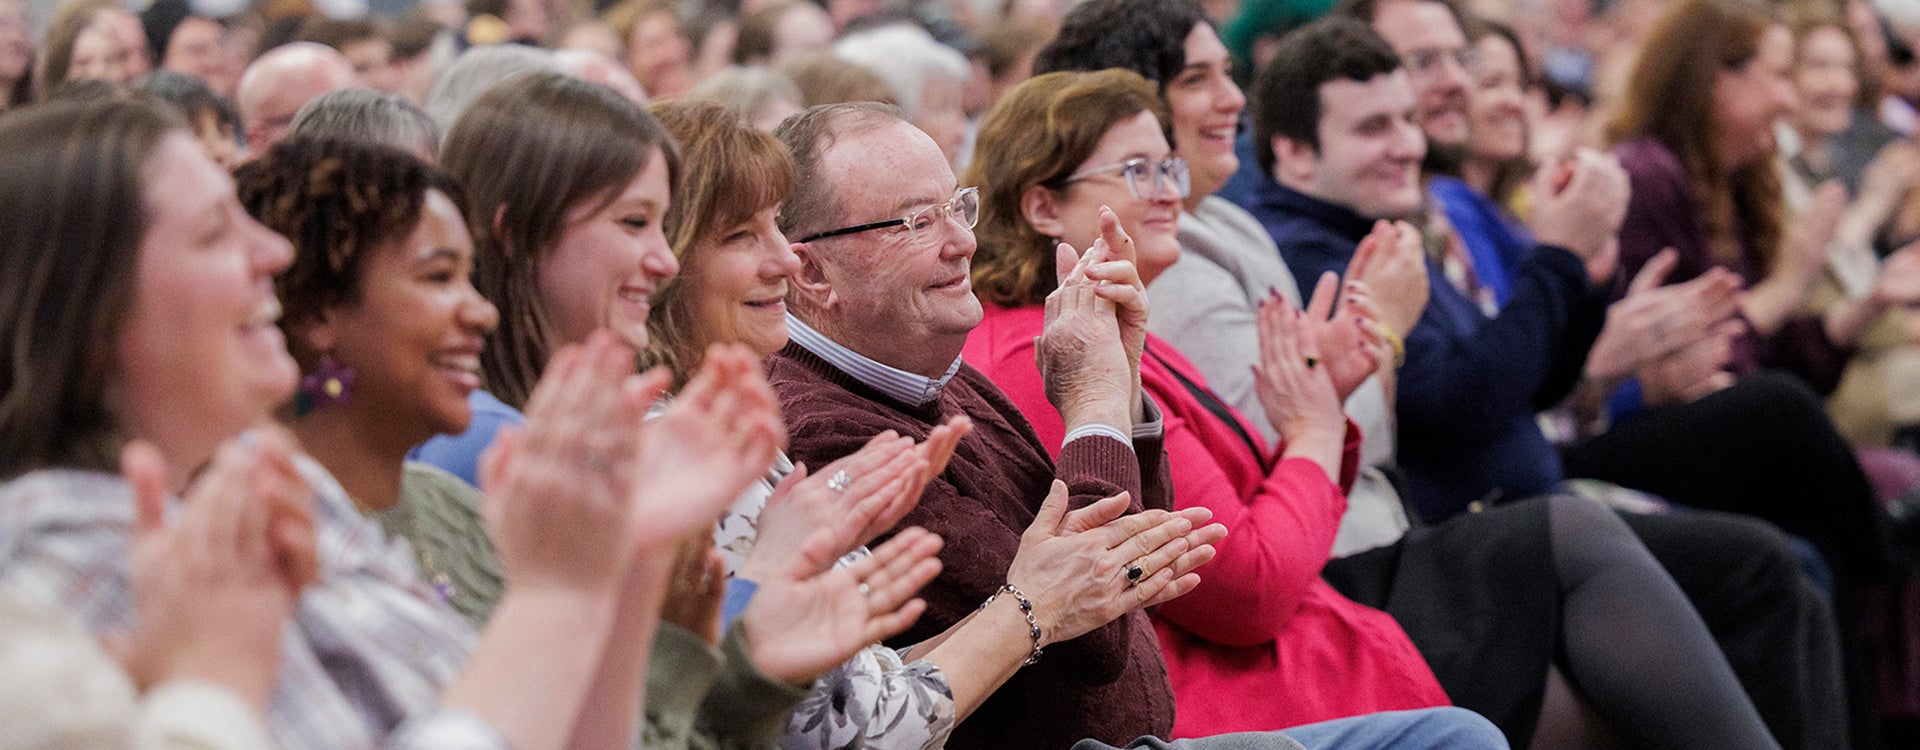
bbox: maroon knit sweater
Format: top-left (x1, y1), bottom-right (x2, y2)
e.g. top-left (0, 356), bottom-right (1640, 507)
top-left (767, 342), bottom-right (1176, 750)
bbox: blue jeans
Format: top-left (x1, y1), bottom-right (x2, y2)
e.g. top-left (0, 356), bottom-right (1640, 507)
top-left (1073, 707), bottom-right (1508, 750)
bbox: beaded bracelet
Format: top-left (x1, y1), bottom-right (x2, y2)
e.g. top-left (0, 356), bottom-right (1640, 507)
top-left (979, 583), bottom-right (1044, 665)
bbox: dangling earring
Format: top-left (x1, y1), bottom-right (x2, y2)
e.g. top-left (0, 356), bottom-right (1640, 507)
top-left (295, 354), bottom-right (358, 415)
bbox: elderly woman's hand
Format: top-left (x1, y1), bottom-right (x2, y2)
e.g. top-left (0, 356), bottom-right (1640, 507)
top-left (740, 526), bottom-right (945, 686)
top-left (740, 432), bottom-right (924, 582)
top-left (628, 344), bottom-right (788, 548)
top-left (1003, 482), bottom-right (1224, 647)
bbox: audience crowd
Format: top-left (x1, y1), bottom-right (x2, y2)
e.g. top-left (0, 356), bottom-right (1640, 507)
top-left (7, 0), bottom-right (1920, 746)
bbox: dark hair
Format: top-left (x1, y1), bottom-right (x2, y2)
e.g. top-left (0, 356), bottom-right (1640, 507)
top-left (139, 69), bottom-right (240, 135)
top-left (441, 72), bottom-right (681, 408)
top-left (1606, 0), bottom-right (1780, 268)
top-left (964, 69), bottom-right (1166, 307)
top-left (0, 96), bottom-right (181, 479)
top-left (772, 100), bottom-right (905, 241)
top-left (1250, 16), bottom-right (1400, 174)
top-left (294, 17), bottom-right (384, 51)
top-left (648, 99), bottom-right (797, 382)
top-left (236, 137), bottom-right (463, 356)
top-left (139, 0), bottom-right (190, 63)
top-left (1034, 0), bottom-right (1208, 91)
top-left (733, 1), bottom-right (789, 65)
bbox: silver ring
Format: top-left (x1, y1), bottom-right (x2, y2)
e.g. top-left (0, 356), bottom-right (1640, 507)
top-left (828, 470), bottom-right (853, 492)
top-left (1124, 562), bottom-right (1144, 587)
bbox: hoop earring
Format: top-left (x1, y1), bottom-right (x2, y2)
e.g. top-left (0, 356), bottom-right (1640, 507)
top-left (295, 354), bottom-right (358, 415)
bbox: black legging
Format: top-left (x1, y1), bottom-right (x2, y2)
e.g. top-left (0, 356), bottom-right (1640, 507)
top-left (1565, 371), bottom-right (1892, 588)
top-left (1549, 496), bottom-right (1783, 749)
top-left (1565, 371), bottom-right (1885, 748)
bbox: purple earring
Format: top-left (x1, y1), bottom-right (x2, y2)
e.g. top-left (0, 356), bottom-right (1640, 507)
top-left (296, 354), bottom-right (358, 414)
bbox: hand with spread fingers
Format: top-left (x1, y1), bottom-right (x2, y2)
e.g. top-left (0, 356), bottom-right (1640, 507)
top-left (630, 343), bottom-right (789, 548)
top-left (1586, 248), bottom-right (1742, 386)
top-left (1639, 319), bottom-right (1740, 407)
top-left (742, 431), bottom-right (926, 582)
top-left (1299, 272), bottom-right (1386, 402)
top-left (741, 526), bottom-right (945, 686)
top-left (478, 331), bottom-right (665, 593)
top-left (117, 428), bottom-right (317, 711)
top-left (1252, 291), bottom-right (1348, 478)
top-left (1003, 481), bottom-right (1225, 647)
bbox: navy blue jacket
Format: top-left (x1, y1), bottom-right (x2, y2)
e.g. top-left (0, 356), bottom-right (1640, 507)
top-left (1237, 178), bottom-right (1607, 521)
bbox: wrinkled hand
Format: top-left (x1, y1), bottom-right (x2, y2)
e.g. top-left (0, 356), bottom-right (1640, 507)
top-left (740, 432), bottom-right (925, 582)
top-left (479, 332), bottom-right (665, 592)
top-left (1528, 148), bottom-right (1631, 279)
top-left (660, 535), bottom-right (725, 644)
top-left (628, 344), bottom-right (788, 548)
top-left (740, 526), bottom-right (944, 685)
top-left (1345, 220), bottom-right (1429, 337)
top-left (1037, 233), bottom-right (1135, 433)
top-left (1005, 482), bottom-right (1225, 646)
top-left (1077, 207), bottom-right (1150, 398)
top-left (1638, 319), bottom-right (1739, 406)
top-left (116, 429), bottom-right (316, 711)
top-left (1585, 248), bottom-right (1742, 383)
top-left (1300, 272), bottom-right (1387, 402)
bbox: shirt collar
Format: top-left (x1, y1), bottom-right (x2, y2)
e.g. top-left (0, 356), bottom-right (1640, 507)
top-left (1254, 178), bottom-right (1378, 242)
top-left (785, 313), bottom-right (961, 405)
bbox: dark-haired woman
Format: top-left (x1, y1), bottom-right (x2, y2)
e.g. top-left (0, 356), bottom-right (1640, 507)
top-left (962, 65), bottom-right (1784, 749)
top-left (0, 94), bottom-right (782, 750)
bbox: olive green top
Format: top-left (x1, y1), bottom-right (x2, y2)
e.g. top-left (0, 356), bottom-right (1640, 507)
top-left (370, 463), bottom-right (505, 625)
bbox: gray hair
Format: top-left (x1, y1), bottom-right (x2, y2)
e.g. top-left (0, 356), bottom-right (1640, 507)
top-left (291, 88), bottom-right (441, 158)
top-left (688, 66), bottom-right (802, 128)
top-left (830, 24), bottom-right (968, 120)
top-left (424, 44), bottom-right (560, 131)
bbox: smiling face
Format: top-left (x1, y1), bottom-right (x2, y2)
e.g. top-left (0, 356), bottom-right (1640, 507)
top-left (1047, 110), bottom-right (1183, 284)
top-left (318, 191), bottom-right (498, 439)
top-left (802, 120), bottom-right (980, 375)
top-left (1166, 22), bottom-right (1247, 204)
top-left (1793, 25), bottom-right (1858, 139)
top-left (1275, 70), bottom-right (1426, 220)
top-left (538, 149), bottom-right (678, 350)
top-left (1467, 33), bottom-right (1528, 165)
top-left (1370, 0), bottom-right (1473, 151)
top-left (116, 133), bottom-right (299, 468)
top-left (68, 20), bottom-right (134, 84)
top-left (1714, 24), bottom-right (1797, 172)
top-left (684, 204), bottom-right (802, 357)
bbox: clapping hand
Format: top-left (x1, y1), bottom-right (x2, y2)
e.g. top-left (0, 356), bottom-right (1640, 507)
top-left (1004, 482), bottom-right (1225, 646)
top-left (1252, 292), bottom-right (1347, 477)
top-left (1298, 272), bottom-right (1386, 402)
top-left (1586, 249), bottom-right (1741, 384)
top-left (1345, 220), bottom-right (1429, 338)
top-left (115, 428), bottom-right (317, 711)
top-left (740, 525), bottom-right (945, 686)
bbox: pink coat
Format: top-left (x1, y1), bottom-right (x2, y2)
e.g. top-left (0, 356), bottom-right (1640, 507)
top-left (964, 302), bottom-right (1450, 737)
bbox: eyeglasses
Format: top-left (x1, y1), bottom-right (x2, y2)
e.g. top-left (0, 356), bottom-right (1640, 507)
top-left (1064, 156), bottom-right (1191, 200)
top-left (797, 186), bottom-right (980, 246)
top-left (1403, 46), bottom-right (1483, 80)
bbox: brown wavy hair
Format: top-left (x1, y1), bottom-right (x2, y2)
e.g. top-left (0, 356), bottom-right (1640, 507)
top-left (645, 99), bottom-right (796, 384)
top-left (963, 68), bottom-right (1165, 308)
top-left (0, 96), bottom-right (179, 479)
top-left (1607, 0), bottom-right (1782, 268)
top-left (440, 72), bottom-right (679, 408)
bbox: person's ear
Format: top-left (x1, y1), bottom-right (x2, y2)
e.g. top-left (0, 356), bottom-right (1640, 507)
top-left (789, 240), bottom-right (837, 312)
top-left (1272, 134), bottom-right (1318, 186)
top-left (1021, 183), bottom-right (1066, 240)
top-left (291, 307), bottom-right (339, 359)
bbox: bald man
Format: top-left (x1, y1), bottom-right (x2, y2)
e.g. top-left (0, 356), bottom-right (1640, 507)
top-left (236, 42), bottom-right (357, 153)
